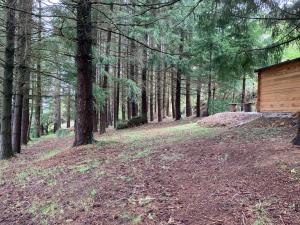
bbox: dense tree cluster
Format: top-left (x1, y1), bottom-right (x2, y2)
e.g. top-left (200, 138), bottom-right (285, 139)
top-left (0, 0), bottom-right (299, 159)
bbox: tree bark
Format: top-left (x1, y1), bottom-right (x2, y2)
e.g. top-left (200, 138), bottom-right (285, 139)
top-left (186, 75), bottom-right (192, 117)
top-left (166, 71), bottom-right (170, 117)
top-left (12, 0), bottom-right (33, 152)
top-left (130, 39), bottom-right (138, 117)
top-left (171, 68), bottom-right (175, 119)
top-left (162, 65), bottom-right (167, 118)
top-left (67, 85), bottom-right (71, 128)
top-left (99, 4), bottom-right (113, 134)
top-left (74, 0), bottom-right (94, 146)
top-left (34, 0), bottom-right (42, 138)
top-left (157, 67), bottom-right (162, 122)
top-left (175, 33), bottom-right (184, 120)
top-left (1, 0), bottom-right (17, 159)
top-left (20, 0), bottom-right (33, 145)
top-left (196, 78), bottom-right (202, 117)
top-left (114, 34), bottom-right (122, 127)
top-left (241, 74), bottom-right (246, 111)
top-left (149, 69), bottom-right (154, 121)
top-left (53, 72), bottom-right (61, 133)
top-left (206, 74), bottom-right (212, 116)
top-left (141, 34), bottom-right (148, 121)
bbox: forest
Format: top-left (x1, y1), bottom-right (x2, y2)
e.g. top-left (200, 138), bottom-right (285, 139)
top-left (0, 0), bottom-right (300, 224)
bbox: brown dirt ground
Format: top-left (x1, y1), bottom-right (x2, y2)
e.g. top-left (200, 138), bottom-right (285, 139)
top-left (0, 117), bottom-right (300, 225)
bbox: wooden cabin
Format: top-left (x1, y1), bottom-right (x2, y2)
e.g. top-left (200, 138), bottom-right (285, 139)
top-left (255, 57), bottom-right (300, 112)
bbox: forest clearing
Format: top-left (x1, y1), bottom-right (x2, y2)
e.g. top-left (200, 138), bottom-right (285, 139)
top-left (1, 117), bottom-right (300, 225)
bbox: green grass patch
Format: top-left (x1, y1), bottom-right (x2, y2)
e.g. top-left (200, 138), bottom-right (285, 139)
top-left (56, 129), bottom-right (73, 137)
top-left (29, 200), bottom-right (62, 220)
top-left (252, 202), bottom-right (273, 225)
top-left (29, 133), bottom-right (57, 145)
top-left (96, 139), bottom-right (119, 146)
top-left (69, 159), bottom-right (103, 174)
top-left (16, 166), bottom-right (64, 185)
top-left (39, 148), bottom-right (63, 161)
top-left (119, 213), bottom-right (143, 224)
top-left (118, 149), bottom-right (152, 162)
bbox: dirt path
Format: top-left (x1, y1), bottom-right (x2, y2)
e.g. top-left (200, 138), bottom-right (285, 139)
top-left (0, 118), bottom-right (300, 225)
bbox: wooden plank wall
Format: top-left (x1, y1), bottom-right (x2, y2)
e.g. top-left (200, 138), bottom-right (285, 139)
top-left (259, 60), bottom-right (300, 112)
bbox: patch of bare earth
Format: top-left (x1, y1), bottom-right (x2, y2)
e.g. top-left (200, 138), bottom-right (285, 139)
top-left (198, 112), bottom-right (262, 127)
top-left (0, 118), bottom-right (299, 225)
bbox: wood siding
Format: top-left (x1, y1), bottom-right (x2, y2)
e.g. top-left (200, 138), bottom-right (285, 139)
top-left (258, 60), bottom-right (300, 112)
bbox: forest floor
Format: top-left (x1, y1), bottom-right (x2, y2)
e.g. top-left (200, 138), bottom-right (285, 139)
top-left (0, 117), bottom-right (300, 225)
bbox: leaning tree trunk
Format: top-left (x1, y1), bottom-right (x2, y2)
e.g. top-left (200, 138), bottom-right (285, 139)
top-left (186, 75), bottom-right (192, 117)
top-left (1, 0), bottom-right (17, 159)
top-left (74, 0), bottom-right (94, 146)
top-left (141, 33), bottom-right (148, 121)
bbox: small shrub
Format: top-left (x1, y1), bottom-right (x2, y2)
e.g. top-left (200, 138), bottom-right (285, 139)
top-left (116, 120), bottom-right (129, 130)
top-left (56, 129), bottom-right (71, 137)
top-left (116, 116), bottom-right (147, 130)
top-left (127, 116), bottom-right (147, 127)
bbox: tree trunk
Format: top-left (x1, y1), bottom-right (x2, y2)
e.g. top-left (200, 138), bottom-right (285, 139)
top-left (206, 47), bottom-right (213, 116)
top-left (1, 0), bottom-right (17, 159)
top-left (157, 70), bottom-right (162, 122)
top-left (212, 83), bottom-right (216, 114)
top-left (163, 65), bottom-right (167, 118)
top-left (141, 34), bottom-right (148, 121)
top-left (53, 72), bottom-right (61, 133)
top-left (12, 0), bottom-right (33, 152)
top-left (241, 74), bottom-right (246, 111)
top-left (166, 71), bottom-right (170, 117)
top-left (74, 0), bottom-right (94, 146)
top-left (67, 85), bottom-right (71, 128)
top-left (150, 69), bottom-right (154, 121)
top-left (157, 48), bottom-right (162, 122)
top-left (196, 78), bottom-right (202, 117)
top-left (114, 34), bottom-right (121, 127)
top-left (127, 46), bottom-right (132, 120)
top-left (34, 0), bottom-right (42, 138)
top-left (130, 39), bottom-right (138, 117)
top-left (20, 0), bottom-right (33, 146)
top-left (121, 64), bottom-right (126, 121)
top-left (186, 75), bottom-right (192, 117)
top-left (171, 69), bottom-right (175, 119)
top-left (206, 74), bottom-right (212, 116)
top-left (175, 32), bottom-right (184, 120)
top-left (99, 4), bottom-right (113, 134)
